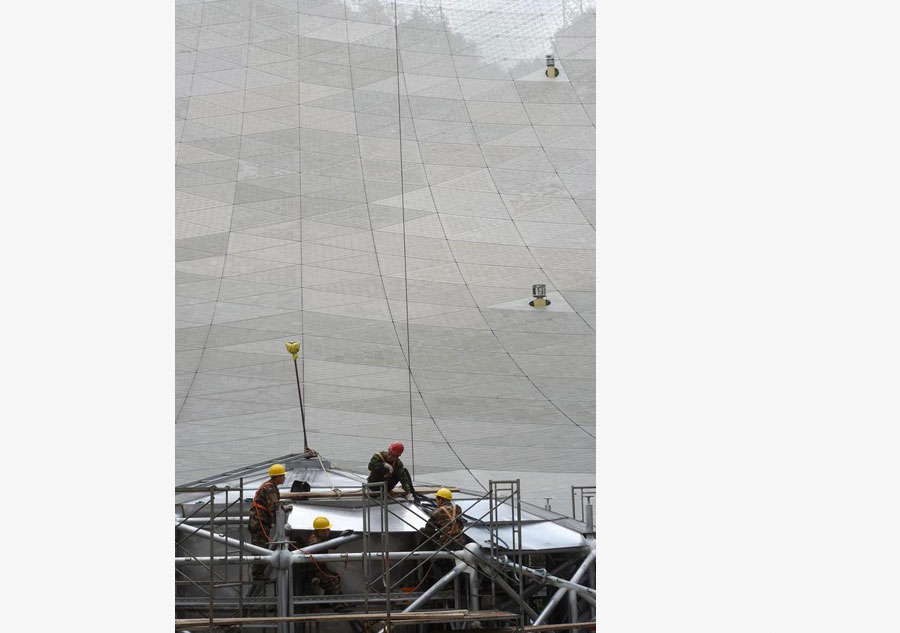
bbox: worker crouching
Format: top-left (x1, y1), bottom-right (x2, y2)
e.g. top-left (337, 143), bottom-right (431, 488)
top-left (367, 442), bottom-right (414, 497)
top-left (307, 515), bottom-right (354, 612)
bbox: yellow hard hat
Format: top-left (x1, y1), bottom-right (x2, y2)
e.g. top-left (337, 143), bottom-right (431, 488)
top-left (269, 463), bottom-right (287, 477)
top-left (313, 516), bottom-right (331, 530)
top-left (436, 488), bottom-right (452, 501)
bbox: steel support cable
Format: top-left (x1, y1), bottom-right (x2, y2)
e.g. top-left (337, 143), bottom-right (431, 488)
top-left (333, 0), bottom-right (483, 492)
top-left (296, 0), bottom-right (306, 442)
top-left (546, 12), bottom-right (596, 232)
top-left (314, 452), bottom-right (339, 492)
top-left (392, 0), bottom-right (415, 480)
top-left (175, 7), bottom-right (248, 425)
top-left (407, 0), bottom-right (595, 441)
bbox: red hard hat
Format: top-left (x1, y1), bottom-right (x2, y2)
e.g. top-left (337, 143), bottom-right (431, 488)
top-left (389, 442), bottom-right (404, 456)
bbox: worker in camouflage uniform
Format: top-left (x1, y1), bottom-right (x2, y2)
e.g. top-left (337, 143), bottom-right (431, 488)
top-left (307, 515), bottom-right (353, 611)
top-left (367, 442), bottom-right (414, 497)
top-left (247, 463), bottom-right (291, 593)
top-left (421, 488), bottom-right (465, 586)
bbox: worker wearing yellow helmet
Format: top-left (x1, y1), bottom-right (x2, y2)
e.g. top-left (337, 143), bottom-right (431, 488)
top-left (421, 488), bottom-right (465, 587)
top-left (307, 515), bottom-right (354, 609)
top-left (247, 464), bottom-right (292, 591)
top-left (422, 488), bottom-right (464, 548)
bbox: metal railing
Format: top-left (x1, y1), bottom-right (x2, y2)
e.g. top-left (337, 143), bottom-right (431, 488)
top-left (569, 486), bottom-right (595, 530)
top-left (174, 479), bottom-right (247, 629)
top-left (175, 477), bottom-right (594, 632)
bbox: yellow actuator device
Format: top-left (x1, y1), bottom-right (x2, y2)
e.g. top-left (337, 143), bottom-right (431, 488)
top-left (285, 340), bottom-right (309, 451)
top-left (545, 55), bottom-right (559, 78)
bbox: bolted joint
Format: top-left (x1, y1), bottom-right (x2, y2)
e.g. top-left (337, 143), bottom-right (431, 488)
top-left (269, 548), bottom-right (294, 570)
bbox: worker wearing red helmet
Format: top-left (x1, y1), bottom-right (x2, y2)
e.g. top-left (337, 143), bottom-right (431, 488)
top-left (367, 442), bottom-right (414, 496)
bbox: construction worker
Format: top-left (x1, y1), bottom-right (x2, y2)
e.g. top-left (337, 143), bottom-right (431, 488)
top-left (422, 488), bottom-right (464, 548)
top-left (306, 516), bottom-right (353, 611)
top-left (247, 464), bottom-right (292, 592)
top-left (421, 488), bottom-right (465, 585)
top-left (367, 442), bottom-right (414, 497)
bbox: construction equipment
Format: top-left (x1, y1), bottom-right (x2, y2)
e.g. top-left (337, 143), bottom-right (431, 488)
top-left (176, 453), bottom-right (597, 633)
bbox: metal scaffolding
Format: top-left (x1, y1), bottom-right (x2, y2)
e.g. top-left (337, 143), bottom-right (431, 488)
top-left (175, 464), bottom-right (596, 633)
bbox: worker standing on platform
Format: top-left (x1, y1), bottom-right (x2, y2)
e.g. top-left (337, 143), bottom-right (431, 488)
top-left (307, 516), bottom-right (353, 611)
top-left (367, 442), bottom-right (414, 496)
top-left (247, 463), bottom-right (291, 591)
top-left (421, 488), bottom-right (464, 585)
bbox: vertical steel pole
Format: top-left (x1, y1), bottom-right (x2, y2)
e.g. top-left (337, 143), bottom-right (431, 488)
top-left (224, 486), bottom-right (231, 607)
top-left (587, 556), bottom-right (595, 626)
top-left (382, 486), bottom-right (391, 633)
top-left (292, 357), bottom-right (309, 451)
top-left (275, 506), bottom-right (289, 633)
top-left (362, 483), bottom-right (370, 616)
top-left (467, 564), bottom-right (480, 627)
top-left (584, 497), bottom-right (594, 533)
top-left (208, 486), bottom-right (215, 627)
top-left (569, 589), bottom-right (578, 633)
top-left (239, 477), bottom-right (244, 633)
top-left (492, 483), bottom-right (497, 607)
top-left (515, 479), bottom-right (524, 632)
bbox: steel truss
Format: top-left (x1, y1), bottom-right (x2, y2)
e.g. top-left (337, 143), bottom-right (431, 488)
top-left (175, 479), bottom-right (595, 632)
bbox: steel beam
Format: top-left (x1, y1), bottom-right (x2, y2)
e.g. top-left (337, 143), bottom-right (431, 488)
top-left (401, 561), bottom-right (468, 613)
top-left (175, 550), bottom-right (459, 565)
top-left (300, 531), bottom-right (361, 554)
top-left (501, 557), bottom-right (596, 603)
top-left (532, 551), bottom-right (596, 626)
top-left (483, 566), bottom-right (539, 622)
top-left (175, 522), bottom-right (272, 557)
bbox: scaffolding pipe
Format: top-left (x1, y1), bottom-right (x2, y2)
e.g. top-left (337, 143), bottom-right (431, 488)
top-left (275, 507), bottom-right (290, 633)
top-left (467, 565), bottom-right (480, 627)
top-left (568, 589), bottom-right (578, 633)
top-left (482, 564), bottom-right (540, 622)
top-left (587, 557), bottom-right (595, 623)
top-left (401, 561), bottom-right (468, 613)
top-left (532, 551), bottom-right (596, 626)
top-left (300, 532), bottom-right (362, 554)
top-left (176, 550), bottom-right (460, 565)
top-left (502, 558), bottom-right (596, 603)
top-left (175, 522), bottom-right (272, 557)
top-left (181, 516), bottom-right (251, 525)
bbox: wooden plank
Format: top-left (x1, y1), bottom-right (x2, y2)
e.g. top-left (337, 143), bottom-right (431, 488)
top-left (281, 486), bottom-right (459, 500)
top-left (175, 609), bottom-right (513, 629)
top-left (476, 623), bottom-right (597, 633)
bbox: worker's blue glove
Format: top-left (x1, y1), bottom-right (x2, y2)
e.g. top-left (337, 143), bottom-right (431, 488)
top-left (341, 529), bottom-right (353, 537)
